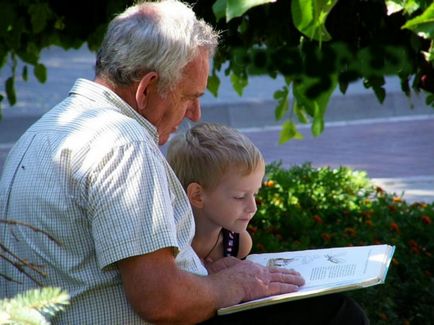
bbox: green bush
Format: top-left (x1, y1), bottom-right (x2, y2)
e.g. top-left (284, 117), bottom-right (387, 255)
top-left (251, 162), bottom-right (434, 325)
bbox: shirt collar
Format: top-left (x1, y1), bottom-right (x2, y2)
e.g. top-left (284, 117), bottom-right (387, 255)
top-left (69, 78), bottom-right (160, 144)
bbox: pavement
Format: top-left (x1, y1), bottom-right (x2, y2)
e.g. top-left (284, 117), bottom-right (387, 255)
top-left (0, 46), bottom-right (433, 203)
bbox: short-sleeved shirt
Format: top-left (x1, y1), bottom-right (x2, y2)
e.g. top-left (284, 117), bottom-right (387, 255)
top-left (0, 78), bottom-right (206, 324)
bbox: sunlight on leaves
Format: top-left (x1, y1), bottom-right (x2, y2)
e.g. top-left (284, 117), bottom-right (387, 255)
top-left (213, 0), bottom-right (277, 22)
top-left (279, 120), bottom-right (303, 144)
top-left (402, 3), bottom-right (434, 40)
top-left (291, 0), bottom-right (338, 42)
top-left (386, 0), bottom-right (422, 16)
top-left (386, 0), bottom-right (404, 15)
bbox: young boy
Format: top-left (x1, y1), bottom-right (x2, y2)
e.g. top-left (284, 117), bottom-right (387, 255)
top-left (167, 122), bottom-right (265, 263)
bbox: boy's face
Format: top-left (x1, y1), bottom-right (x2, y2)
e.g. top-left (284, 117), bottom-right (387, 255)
top-left (199, 161), bottom-right (265, 233)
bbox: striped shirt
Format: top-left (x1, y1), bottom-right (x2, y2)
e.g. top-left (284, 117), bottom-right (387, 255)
top-left (0, 78), bottom-right (207, 324)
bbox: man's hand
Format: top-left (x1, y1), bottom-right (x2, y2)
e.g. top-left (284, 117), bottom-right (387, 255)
top-left (205, 256), bottom-right (241, 273)
top-left (209, 259), bottom-right (305, 307)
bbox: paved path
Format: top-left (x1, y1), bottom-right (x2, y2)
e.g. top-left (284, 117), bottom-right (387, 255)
top-left (241, 117), bottom-right (434, 203)
top-left (1, 46), bottom-right (433, 203)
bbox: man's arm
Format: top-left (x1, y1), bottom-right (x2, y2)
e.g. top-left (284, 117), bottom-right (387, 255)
top-left (118, 247), bottom-right (304, 324)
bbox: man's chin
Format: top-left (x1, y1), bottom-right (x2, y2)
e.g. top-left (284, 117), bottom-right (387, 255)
top-left (158, 137), bottom-right (168, 145)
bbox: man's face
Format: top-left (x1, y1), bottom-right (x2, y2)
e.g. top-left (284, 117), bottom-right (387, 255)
top-left (141, 50), bottom-right (209, 145)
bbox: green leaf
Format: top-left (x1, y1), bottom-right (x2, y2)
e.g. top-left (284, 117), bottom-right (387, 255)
top-left (225, 0), bottom-right (277, 22)
top-left (385, 0), bottom-right (420, 15)
top-left (373, 85), bottom-right (386, 103)
top-left (402, 3), bottom-right (434, 39)
top-left (230, 72), bottom-right (248, 96)
top-left (212, 0), bottom-right (227, 21)
top-left (273, 87), bottom-right (289, 120)
top-left (34, 63), bottom-right (47, 83)
top-left (364, 77), bottom-right (386, 103)
top-left (22, 65), bottom-right (28, 81)
top-left (294, 101), bottom-right (309, 124)
top-left (279, 120), bottom-right (304, 144)
top-left (292, 74), bottom-right (337, 137)
top-left (311, 105), bottom-right (324, 137)
top-left (291, 0), bottom-right (339, 42)
top-left (54, 17), bottom-right (65, 30)
top-left (5, 77), bottom-right (16, 105)
top-left (386, 0), bottom-right (404, 15)
top-left (28, 3), bottom-right (52, 34)
top-left (207, 72), bottom-right (220, 97)
top-left (293, 75), bottom-right (337, 116)
top-left (402, 0), bottom-right (422, 15)
top-left (425, 94), bottom-right (434, 106)
top-left (87, 25), bottom-right (106, 52)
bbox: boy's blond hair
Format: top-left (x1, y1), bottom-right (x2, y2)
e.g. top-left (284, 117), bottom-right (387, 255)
top-left (167, 122), bottom-right (265, 190)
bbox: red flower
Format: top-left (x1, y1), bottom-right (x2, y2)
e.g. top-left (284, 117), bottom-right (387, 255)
top-left (313, 215), bottom-right (323, 224)
top-left (344, 227), bottom-right (357, 237)
top-left (422, 215), bottom-right (432, 225)
top-left (408, 240), bottom-right (420, 255)
top-left (387, 205), bottom-right (397, 213)
top-left (248, 225), bottom-right (258, 234)
top-left (390, 222), bottom-right (400, 233)
top-left (362, 210), bottom-right (373, 219)
top-left (321, 233), bottom-right (331, 241)
top-left (408, 239), bottom-right (418, 248)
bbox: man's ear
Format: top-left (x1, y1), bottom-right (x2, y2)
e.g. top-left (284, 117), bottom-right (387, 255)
top-left (187, 182), bottom-right (204, 208)
top-left (136, 72), bottom-right (158, 111)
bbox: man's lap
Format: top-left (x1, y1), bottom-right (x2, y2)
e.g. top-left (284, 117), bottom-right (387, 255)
top-left (200, 294), bottom-right (369, 325)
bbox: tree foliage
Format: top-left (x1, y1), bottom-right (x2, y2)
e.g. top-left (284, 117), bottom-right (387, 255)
top-left (1, 0), bottom-right (434, 141)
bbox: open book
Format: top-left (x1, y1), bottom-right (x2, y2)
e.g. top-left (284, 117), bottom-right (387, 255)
top-left (218, 244), bottom-right (395, 315)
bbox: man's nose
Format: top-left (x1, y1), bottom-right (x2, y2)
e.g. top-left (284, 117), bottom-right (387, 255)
top-left (185, 99), bottom-right (201, 122)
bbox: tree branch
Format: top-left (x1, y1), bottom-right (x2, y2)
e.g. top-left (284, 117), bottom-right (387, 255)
top-left (0, 219), bottom-right (62, 245)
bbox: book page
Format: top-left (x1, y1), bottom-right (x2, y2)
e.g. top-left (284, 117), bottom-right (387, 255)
top-left (247, 245), bottom-right (391, 290)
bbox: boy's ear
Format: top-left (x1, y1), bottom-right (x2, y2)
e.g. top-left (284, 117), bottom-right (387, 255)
top-left (186, 182), bottom-right (204, 208)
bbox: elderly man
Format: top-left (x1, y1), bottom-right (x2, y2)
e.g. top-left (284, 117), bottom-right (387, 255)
top-left (0, 1), bottom-right (368, 324)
